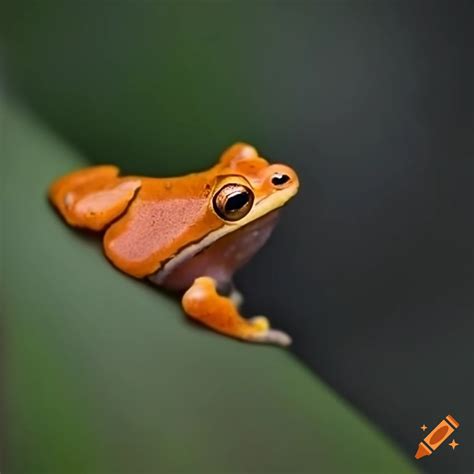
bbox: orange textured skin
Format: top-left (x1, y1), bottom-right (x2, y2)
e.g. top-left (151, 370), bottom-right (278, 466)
top-left (48, 165), bottom-right (141, 231)
top-left (48, 143), bottom-right (299, 346)
top-left (49, 143), bottom-right (296, 278)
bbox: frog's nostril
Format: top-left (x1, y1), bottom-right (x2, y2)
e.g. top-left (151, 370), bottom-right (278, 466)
top-left (271, 173), bottom-right (290, 187)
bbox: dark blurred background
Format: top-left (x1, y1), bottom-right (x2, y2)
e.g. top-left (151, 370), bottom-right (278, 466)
top-left (2, 2), bottom-right (473, 473)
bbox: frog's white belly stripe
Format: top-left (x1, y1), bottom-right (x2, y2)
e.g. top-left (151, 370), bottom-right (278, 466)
top-left (148, 186), bottom-right (297, 285)
top-left (148, 224), bottom-right (235, 284)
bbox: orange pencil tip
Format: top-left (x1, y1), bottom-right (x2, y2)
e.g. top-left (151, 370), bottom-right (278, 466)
top-left (415, 442), bottom-right (431, 459)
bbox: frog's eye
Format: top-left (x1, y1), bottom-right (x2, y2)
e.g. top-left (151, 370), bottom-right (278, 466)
top-left (213, 183), bottom-right (254, 221)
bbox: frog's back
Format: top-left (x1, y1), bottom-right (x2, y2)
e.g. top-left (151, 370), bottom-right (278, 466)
top-left (103, 175), bottom-right (223, 278)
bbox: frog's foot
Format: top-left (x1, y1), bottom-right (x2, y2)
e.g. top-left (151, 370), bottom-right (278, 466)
top-left (182, 276), bottom-right (292, 347)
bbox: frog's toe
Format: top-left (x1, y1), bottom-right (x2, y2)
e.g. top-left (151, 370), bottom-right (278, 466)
top-left (230, 288), bottom-right (244, 308)
top-left (248, 318), bottom-right (292, 347)
top-left (249, 316), bottom-right (270, 331)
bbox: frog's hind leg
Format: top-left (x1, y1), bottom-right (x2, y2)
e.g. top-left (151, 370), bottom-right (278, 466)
top-left (182, 276), bottom-right (291, 346)
top-left (48, 165), bottom-right (141, 231)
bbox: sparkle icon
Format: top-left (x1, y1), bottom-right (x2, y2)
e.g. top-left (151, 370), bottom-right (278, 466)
top-left (448, 439), bottom-right (459, 450)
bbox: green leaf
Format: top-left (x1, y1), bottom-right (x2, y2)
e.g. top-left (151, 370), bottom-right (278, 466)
top-left (2, 97), bottom-right (417, 473)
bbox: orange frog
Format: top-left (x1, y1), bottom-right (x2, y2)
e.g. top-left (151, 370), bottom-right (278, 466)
top-left (49, 143), bottom-right (299, 346)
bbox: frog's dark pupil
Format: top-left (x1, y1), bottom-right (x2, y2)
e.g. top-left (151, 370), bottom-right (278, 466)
top-left (225, 192), bottom-right (249, 212)
top-left (272, 174), bottom-right (290, 186)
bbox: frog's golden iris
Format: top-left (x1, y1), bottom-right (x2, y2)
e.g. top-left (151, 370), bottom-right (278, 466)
top-left (212, 183), bottom-right (254, 221)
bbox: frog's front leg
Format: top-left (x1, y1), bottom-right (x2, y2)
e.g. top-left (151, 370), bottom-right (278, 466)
top-left (215, 280), bottom-right (244, 308)
top-left (182, 277), bottom-right (291, 346)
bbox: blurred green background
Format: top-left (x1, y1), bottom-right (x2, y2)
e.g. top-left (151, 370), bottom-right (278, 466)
top-left (1, 3), bottom-right (418, 473)
top-left (2, 98), bottom-right (416, 473)
top-left (2, 1), bottom-right (472, 473)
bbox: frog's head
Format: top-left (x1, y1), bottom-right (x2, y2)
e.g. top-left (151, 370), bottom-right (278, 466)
top-left (211, 142), bottom-right (299, 225)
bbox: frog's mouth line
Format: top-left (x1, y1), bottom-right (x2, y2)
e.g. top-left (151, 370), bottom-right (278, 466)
top-left (148, 185), bottom-right (298, 285)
